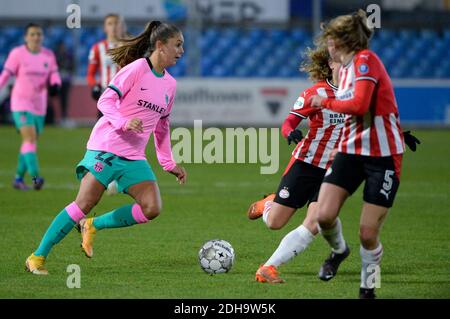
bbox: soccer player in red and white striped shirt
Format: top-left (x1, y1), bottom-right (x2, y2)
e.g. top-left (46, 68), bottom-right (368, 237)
top-left (247, 46), bottom-right (347, 284)
top-left (87, 14), bottom-right (126, 117)
top-left (310, 10), bottom-right (405, 299)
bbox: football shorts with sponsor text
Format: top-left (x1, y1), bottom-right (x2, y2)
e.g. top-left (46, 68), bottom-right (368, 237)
top-left (76, 150), bottom-right (156, 194)
top-left (323, 152), bottom-right (402, 208)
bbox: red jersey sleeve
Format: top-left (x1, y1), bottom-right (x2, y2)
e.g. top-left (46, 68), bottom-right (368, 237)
top-left (321, 51), bottom-right (380, 115)
top-left (289, 88), bottom-right (317, 119)
top-left (86, 44), bottom-right (99, 87)
top-left (281, 113), bottom-right (301, 138)
top-left (354, 50), bottom-right (381, 85)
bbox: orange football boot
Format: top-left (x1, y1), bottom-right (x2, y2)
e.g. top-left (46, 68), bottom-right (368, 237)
top-left (247, 193), bottom-right (275, 220)
top-left (255, 265), bottom-right (284, 283)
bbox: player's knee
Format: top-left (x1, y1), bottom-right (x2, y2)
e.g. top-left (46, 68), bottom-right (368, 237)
top-left (265, 215), bottom-right (285, 230)
top-left (140, 202), bottom-right (161, 220)
top-left (76, 199), bottom-right (98, 214)
top-left (359, 226), bottom-right (379, 248)
top-left (21, 130), bottom-right (37, 143)
top-left (303, 220), bottom-right (319, 235)
top-left (316, 208), bottom-right (335, 229)
top-left (22, 135), bottom-right (37, 145)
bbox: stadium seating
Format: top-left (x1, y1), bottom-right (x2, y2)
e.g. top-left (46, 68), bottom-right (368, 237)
top-left (0, 25), bottom-right (448, 78)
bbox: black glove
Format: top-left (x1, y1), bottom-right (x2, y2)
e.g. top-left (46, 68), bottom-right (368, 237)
top-left (48, 84), bottom-right (60, 97)
top-left (91, 84), bottom-right (103, 101)
top-left (287, 129), bottom-right (303, 145)
top-left (403, 130), bottom-right (421, 152)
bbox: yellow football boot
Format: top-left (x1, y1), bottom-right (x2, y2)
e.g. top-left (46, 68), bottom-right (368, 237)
top-left (80, 218), bottom-right (97, 258)
top-left (25, 254), bottom-right (48, 275)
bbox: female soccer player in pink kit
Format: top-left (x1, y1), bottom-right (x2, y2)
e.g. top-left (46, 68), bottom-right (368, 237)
top-left (25, 21), bottom-right (186, 275)
top-left (0, 23), bottom-right (61, 190)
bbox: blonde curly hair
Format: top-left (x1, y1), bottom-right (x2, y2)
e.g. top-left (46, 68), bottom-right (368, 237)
top-left (319, 9), bottom-right (374, 53)
top-left (300, 45), bottom-right (332, 82)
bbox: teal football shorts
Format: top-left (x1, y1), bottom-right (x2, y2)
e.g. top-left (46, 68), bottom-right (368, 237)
top-left (76, 150), bottom-right (156, 194)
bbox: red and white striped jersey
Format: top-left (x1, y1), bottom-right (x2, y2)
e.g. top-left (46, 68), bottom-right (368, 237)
top-left (336, 49), bottom-right (405, 156)
top-left (87, 40), bottom-right (119, 89)
top-left (290, 79), bottom-right (345, 169)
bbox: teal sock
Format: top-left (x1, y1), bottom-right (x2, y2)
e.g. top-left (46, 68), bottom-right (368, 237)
top-left (15, 153), bottom-right (27, 178)
top-left (23, 152), bottom-right (40, 177)
top-left (93, 204), bottom-right (141, 230)
top-left (34, 209), bottom-right (76, 257)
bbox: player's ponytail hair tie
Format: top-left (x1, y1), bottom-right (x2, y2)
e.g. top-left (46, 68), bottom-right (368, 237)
top-left (109, 20), bottom-right (181, 67)
top-left (149, 20), bottom-right (162, 32)
top-left (353, 9), bottom-right (373, 39)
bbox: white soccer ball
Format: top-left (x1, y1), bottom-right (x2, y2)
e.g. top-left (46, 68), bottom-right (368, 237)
top-left (198, 239), bottom-right (235, 274)
top-left (106, 181), bottom-right (118, 196)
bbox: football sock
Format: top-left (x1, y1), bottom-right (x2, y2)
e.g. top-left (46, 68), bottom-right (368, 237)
top-left (34, 202), bottom-right (85, 257)
top-left (264, 224), bottom-right (315, 267)
top-left (262, 200), bottom-right (273, 226)
top-left (21, 142), bottom-right (40, 177)
top-left (360, 243), bottom-right (383, 289)
top-left (93, 203), bottom-right (148, 230)
top-left (15, 153), bottom-right (26, 178)
top-left (319, 217), bottom-right (347, 254)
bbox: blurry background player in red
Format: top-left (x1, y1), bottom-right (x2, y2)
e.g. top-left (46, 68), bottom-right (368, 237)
top-left (310, 10), bottom-right (420, 299)
top-left (86, 14), bottom-right (127, 118)
top-left (247, 45), bottom-right (349, 284)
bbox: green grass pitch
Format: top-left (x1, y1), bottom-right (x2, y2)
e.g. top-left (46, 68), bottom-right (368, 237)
top-left (0, 126), bottom-right (449, 298)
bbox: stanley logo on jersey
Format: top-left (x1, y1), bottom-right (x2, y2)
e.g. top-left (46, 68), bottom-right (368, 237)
top-left (137, 99), bottom-right (166, 114)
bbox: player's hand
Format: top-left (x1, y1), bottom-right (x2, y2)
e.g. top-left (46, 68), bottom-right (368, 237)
top-left (91, 84), bottom-right (103, 101)
top-left (48, 84), bottom-right (60, 97)
top-left (403, 130), bottom-right (421, 152)
top-left (125, 118), bottom-right (144, 133)
top-left (169, 165), bottom-right (187, 184)
top-left (310, 95), bottom-right (325, 108)
top-left (287, 129), bottom-right (303, 145)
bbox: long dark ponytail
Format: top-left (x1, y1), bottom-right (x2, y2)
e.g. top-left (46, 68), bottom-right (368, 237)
top-left (109, 21), bottom-right (180, 68)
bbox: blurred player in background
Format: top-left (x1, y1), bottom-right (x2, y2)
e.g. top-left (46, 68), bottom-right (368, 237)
top-left (55, 41), bottom-right (75, 127)
top-left (87, 14), bottom-right (126, 118)
top-left (248, 45), bottom-right (350, 284)
top-left (25, 21), bottom-right (186, 275)
top-left (310, 10), bottom-right (419, 299)
top-left (0, 23), bottom-right (61, 190)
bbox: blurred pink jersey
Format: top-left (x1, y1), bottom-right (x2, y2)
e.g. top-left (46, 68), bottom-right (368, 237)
top-left (0, 45), bottom-right (61, 115)
top-left (87, 58), bottom-right (177, 170)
